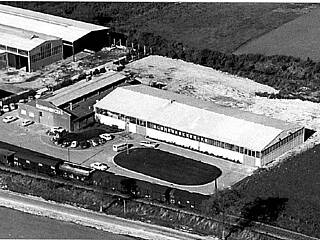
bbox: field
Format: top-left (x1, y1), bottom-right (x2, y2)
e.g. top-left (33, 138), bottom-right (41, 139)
top-left (114, 148), bottom-right (222, 185)
top-left (230, 144), bottom-right (320, 237)
top-left (4, 2), bottom-right (316, 53)
top-left (234, 8), bottom-right (320, 60)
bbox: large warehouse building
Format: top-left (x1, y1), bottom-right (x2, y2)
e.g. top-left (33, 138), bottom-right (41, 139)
top-left (0, 4), bottom-right (110, 71)
top-left (0, 24), bottom-right (63, 72)
top-left (94, 85), bottom-right (305, 167)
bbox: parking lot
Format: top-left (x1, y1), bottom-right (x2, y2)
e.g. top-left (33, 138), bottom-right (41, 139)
top-left (0, 109), bottom-right (255, 195)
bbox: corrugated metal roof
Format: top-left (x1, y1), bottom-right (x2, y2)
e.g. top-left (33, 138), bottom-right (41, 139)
top-left (0, 4), bottom-right (109, 43)
top-left (0, 24), bottom-right (60, 51)
top-left (46, 72), bottom-right (127, 106)
top-left (94, 85), bottom-right (301, 151)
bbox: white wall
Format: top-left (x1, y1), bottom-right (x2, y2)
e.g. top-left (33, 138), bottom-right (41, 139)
top-left (146, 128), bottom-right (245, 162)
top-left (96, 114), bottom-right (126, 129)
top-left (128, 123), bottom-right (137, 133)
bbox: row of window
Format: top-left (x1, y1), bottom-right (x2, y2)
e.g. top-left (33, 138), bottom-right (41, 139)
top-left (0, 44), bottom-right (28, 56)
top-left (96, 108), bottom-right (147, 127)
top-left (30, 45), bottom-right (62, 63)
top-left (262, 129), bottom-right (303, 156)
top-left (147, 121), bottom-right (261, 158)
top-left (96, 107), bottom-right (260, 158)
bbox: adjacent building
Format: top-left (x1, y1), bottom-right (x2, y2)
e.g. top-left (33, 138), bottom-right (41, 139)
top-left (0, 24), bottom-right (63, 72)
top-left (18, 72), bottom-right (128, 131)
top-left (0, 4), bottom-right (110, 71)
top-left (94, 85), bottom-right (305, 167)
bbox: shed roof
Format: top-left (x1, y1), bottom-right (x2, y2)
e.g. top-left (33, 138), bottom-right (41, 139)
top-left (94, 85), bottom-right (301, 151)
top-left (0, 24), bottom-right (60, 51)
top-left (46, 72), bottom-right (127, 106)
top-left (0, 4), bottom-right (109, 43)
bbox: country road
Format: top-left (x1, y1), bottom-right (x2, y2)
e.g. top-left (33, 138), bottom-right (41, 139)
top-left (0, 189), bottom-right (217, 240)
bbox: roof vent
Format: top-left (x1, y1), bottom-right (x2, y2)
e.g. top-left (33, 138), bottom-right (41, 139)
top-left (30, 35), bottom-right (39, 39)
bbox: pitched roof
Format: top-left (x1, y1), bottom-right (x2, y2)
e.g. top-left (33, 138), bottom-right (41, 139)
top-left (0, 4), bottom-right (109, 43)
top-left (45, 72), bottom-right (127, 106)
top-left (94, 85), bottom-right (301, 151)
top-left (0, 24), bottom-right (60, 51)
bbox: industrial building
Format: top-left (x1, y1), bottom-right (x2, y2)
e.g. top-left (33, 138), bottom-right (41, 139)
top-left (94, 85), bottom-right (305, 167)
top-left (0, 4), bottom-right (110, 71)
top-left (18, 72), bottom-right (128, 131)
top-left (0, 24), bottom-right (63, 71)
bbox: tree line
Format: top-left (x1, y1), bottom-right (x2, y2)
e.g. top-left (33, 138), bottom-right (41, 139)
top-left (127, 30), bottom-right (320, 102)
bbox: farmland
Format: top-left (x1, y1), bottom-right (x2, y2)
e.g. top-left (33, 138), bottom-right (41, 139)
top-left (234, 8), bottom-right (320, 61)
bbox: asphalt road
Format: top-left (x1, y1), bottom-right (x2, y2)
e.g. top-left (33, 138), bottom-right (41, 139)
top-left (0, 189), bottom-right (217, 240)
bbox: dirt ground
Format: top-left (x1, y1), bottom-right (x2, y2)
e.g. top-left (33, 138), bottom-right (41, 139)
top-left (126, 55), bottom-right (320, 163)
top-left (0, 48), bottom-right (127, 92)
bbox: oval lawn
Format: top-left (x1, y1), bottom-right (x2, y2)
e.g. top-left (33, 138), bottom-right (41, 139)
top-left (114, 148), bottom-right (222, 185)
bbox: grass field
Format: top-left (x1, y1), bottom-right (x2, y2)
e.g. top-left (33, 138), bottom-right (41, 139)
top-left (114, 148), bottom-right (221, 185)
top-left (234, 8), bottom-right (320, 60)
top-left (231, 144), bottom-right (320, 237)
top-left (4, 2), bottom-right (314, 53)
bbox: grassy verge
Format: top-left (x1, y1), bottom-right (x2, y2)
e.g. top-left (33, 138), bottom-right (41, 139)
top-left (0, 169), bottom-right (275, 240)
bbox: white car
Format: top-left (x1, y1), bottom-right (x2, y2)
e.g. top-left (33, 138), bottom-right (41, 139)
top-left (90, 162), bottom-right (109, 171)
top-left (99, 133), bottom-right (113, 141)
top-left (21, 120), bottom-right (34, 127)
top-left (9, 103), bottom-right (16, 111)
top-left (2, 105), bottom-right (10, 113)
top-left (140, 141), bottom-right (159, 148)
top-left (70, 141), bottom-right (78, 148)
top-left (3, 116), bottom-right (18, 123)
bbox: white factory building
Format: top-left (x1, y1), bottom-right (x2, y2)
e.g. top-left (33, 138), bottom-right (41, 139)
top-left (0, 4), bottom-right (110, 71)
top-left (94, 85), bottom-right (305, 167)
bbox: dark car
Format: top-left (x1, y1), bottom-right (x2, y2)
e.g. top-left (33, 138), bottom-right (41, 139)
top-left (98, 137), bottom-right (106, 145)
top-left (89, 139), bottom-right (100, 147)
top-left (61, 140), bottom-right (71, 148)
top-left (79, 140), bottom-right (90, 149)
top-left (51, 137), bottom-right (63, 145)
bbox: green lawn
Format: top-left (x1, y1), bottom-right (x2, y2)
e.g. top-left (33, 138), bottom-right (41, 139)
top-left (114, 148), bottom-right (221, 185)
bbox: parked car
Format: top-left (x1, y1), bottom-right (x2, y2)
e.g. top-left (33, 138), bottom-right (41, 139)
top-left (140, 141), bottom-right (159, 148)
top-left (90, 162), bottom-right (109, 171)
top-left (99, 133), bottom-right (113, 141)
top-left (3, 116), bottom-right (18, 123)
top-left (89, 139), bottom-right (99, 147)
top-left (61, 140), bottom-right (71, 148)
top-left (51, 137), bottom-right (63, 145)
top-left (70, 141), bottom-right (78, 148)
top-left (98, 137), bottom-right (106, 145)
top-left (2, 105), bottom-right (10, 113)
top-left (9, 103), bottom-right (16, 111)
top-left (47, 127), bottom-right (66, 136)
top-left (21, 120), bottom-right (34, 127)
top-left (79, 140), bottom-right (90, 149)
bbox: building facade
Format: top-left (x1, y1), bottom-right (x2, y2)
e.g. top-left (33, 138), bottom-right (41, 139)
top-left (0, 24), bottom-right (63, 72)
top-left (94, 85), bottom-right (305, 167)
top-left (0, 4), bottom-right (110, 60)
top-left (18, 99), bottom-right (72, 131)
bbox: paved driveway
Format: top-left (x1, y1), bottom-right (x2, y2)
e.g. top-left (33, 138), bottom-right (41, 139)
top-left (0, 110), bottom-right (254, 195)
